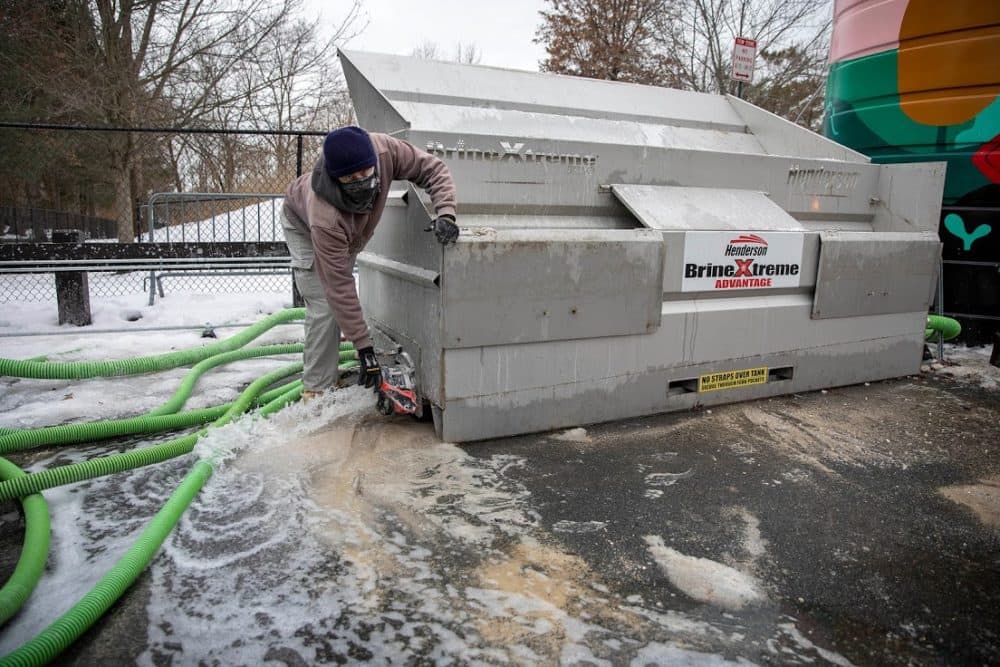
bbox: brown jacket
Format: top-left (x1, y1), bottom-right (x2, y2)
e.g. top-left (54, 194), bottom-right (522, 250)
top-left (283, 133), bottom-right (457, 350)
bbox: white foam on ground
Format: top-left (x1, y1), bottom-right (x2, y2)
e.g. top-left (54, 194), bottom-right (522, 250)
top-left (552, 520), bottom-right (607, 533)
top-left (0, 449), bottom-right (193, 653)
top-left (137, 391), bottom-right (556, 664)
top-left (776, 623), bottom-right (856, 667)
top-left (933, 344), bottom-right (999, 389)
top-left (631, 642), bottom-right (759, 666)
top-left (622, 605), bottom-right (728, 640)
top-left (645, 469), bottom-right (694, 487)
top-left (644, 536), bottom-right (765, 611)
top-left (138, 399), bottom-right (765, 664)
top-left (551, 427), bottom-right (591, 443)
top-left (734, 508), bottom-right (767, 563)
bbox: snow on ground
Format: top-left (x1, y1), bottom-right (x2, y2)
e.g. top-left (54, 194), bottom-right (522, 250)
top-left (142, 198), bottom-right (285, 243)
top-left (926, 344), bottom-right (1000, 390)
top-left (1, 283), bottom-right (290, 332)
top-left (0, 289), bottom-right (295, 428)
top-left (643, 535), bottom-right (765, 611)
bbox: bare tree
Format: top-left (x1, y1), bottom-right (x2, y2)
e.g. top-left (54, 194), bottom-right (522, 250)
top-left (187, 3), bottom-right (363, 194)
top-left (747, 42), bottom-right (829, 130)
top-left (4, 0), bottom-right (362, 240)
top-left (411, 41), bottom-right (484, 65)
top-left (89, 0), bottom-right (271, 237)
top-left (534, 0), bottom-right (832, 128)
top-left (251, 5), bottom-right (362, 129)
top-left (535, 0), bottom-right (683, 85)
top-left (453, 42), bottom-right (482, 65)
top-left (0, 1), bottom-right (115, 217)
top-left (675, 0), bottom-right (830, 97)
top-left (411, 40), bottom-right (443, 60)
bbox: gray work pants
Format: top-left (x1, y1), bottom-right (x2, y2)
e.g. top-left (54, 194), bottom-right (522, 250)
top-left (281, 209), bottom-right (341, 391)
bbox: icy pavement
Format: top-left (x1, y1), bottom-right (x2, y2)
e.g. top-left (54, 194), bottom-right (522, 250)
top-left (1, 389), bottom-right (858, 665)
top-left (1, 295), bottom-right (998, 664)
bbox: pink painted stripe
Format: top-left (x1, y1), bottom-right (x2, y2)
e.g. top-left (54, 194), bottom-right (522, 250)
top-left (830, 0), bottom-right (908, 64)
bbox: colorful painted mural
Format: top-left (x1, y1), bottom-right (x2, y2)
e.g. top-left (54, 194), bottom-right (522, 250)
top-left (824, 0), bottom-right (1000, 343)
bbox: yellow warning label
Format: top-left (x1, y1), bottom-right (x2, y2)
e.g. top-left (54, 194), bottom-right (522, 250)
top-left (698, 366), bottom-right (768, 392)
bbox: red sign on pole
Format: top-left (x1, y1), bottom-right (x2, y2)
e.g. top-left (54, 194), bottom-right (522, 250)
top-left (731, 37), bottom-right (757, 83)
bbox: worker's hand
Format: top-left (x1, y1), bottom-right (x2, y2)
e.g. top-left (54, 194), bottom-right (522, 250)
top-left (356, 346), bottom-right (381, 389)
top-left (424, 214), bottom-right (459, 245)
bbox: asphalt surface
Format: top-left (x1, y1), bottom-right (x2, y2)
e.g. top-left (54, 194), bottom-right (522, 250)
top-left (469, 369), bottom-right (1000, 665)
top-left (2, 356), bottom-right (998, 666)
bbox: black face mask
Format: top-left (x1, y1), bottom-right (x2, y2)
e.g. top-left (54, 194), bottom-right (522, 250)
top-left (337, 172), bottom-right (380, 213)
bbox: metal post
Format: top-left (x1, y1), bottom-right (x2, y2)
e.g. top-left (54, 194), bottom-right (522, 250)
top-left (147, 197), bottom-right (157, 304)
top-left (937, 256), bottom-right (945, 361)
top-left (51, 230), bottom-right (92, 326)
top-left (133, 197), bottom-right (142, 242)
top-left (296, 134), bottom-right (304, 177)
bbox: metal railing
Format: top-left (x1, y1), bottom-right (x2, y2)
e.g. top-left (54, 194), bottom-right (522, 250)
top-left (145, 192), bottom-right (285, 242)
top-left (139, 191), bottom-right (290, 304)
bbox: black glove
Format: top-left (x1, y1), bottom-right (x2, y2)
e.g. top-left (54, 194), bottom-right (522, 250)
top-left (356, 346), bottom-right (381, 389)
top-left (424, 214), bottom-right (459, 245)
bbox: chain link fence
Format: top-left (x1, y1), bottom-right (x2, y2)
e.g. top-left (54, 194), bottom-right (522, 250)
top-left (1, 206), bottom-right (117, 241)
top-left (0, 123), bottom-right (326, 304)
top-left (0, 270), bottom-right (294, 304)
top-left (144, 193), bottom-right (288, 242)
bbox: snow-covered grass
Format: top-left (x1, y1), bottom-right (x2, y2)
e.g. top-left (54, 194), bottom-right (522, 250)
top-left (0, 291), bottom-right (298, 429)
top-left (142, 197), bottom-right (285, 242)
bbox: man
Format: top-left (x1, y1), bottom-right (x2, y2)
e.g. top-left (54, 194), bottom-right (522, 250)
top-left (282, 126), bottom-right (458, 400)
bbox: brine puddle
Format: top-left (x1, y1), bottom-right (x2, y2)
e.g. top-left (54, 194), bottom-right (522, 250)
top-left (3, 387), bottom-right (854, 665)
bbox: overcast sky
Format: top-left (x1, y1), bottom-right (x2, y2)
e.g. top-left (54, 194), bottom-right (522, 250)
top-left (304, 0), bottom-right (549, 72)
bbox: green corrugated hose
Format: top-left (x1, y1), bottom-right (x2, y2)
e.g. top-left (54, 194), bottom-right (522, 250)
top-left (925, 314), bottom-right (962, 342)
top-left (0, 337), bottom-right (357, 455)
top-left (0, 362), bottom-right (305, 502)
top-left (0, 409), bottom-right (225, 458)
top-left (0, 375), bottom-right (305, 630)
top-left (147, 344), bottom-right (304, 416)
top-left (148, 344), bottom-right (355, 416)
top-left (0, 379), bottom-right (305, 457)
top-left (0, 458), bottom-right (50, 627)
top-left (0, 308), bottom-right (309, 380)
top-left (0, 361), bottom-right (357, 666)
top-left (0, 308), bottom-right (359, 653)
top-left (0, 461), bottom-right (213, 666)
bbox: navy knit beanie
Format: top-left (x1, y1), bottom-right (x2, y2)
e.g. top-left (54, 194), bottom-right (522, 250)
top-left (323, 126), bottom-right (376, 179)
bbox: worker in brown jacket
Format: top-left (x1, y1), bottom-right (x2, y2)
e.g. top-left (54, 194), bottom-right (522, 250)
top-left (281, 126), bottom-right (458, 399)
